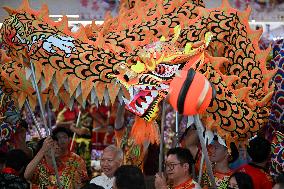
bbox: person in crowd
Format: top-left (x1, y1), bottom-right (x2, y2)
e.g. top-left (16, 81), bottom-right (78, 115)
top-left (273, 173), bottom-right (284, 189)
top-left (113, 165), bottom-right (146, 189)
top-left (228, 172), bottom-right (254, 189)
top-left (0, 149), bottom-right (29, 189)
top-left (202, 135), bottom-right (239, 188)
top-left (180, 124), bottom-right (200, 161)
top-left (56, 104), bottom-right (94, 177)
top-left (179, 123), bottom-right (200, 179)
top-left (0, 119), bottom-right (34, 159)
top-left (81, 183), bottom-right (104, 189)
top-left (90, 145), bottom-right (123, 189)
top-left (24, 127), bottom-right (88, 188)
top-left (155, 147), bottom-right (201, 189)
top-left (237, 135), bottom-right (273, 189)
top-left (13, 119), bottom-right (34, 159)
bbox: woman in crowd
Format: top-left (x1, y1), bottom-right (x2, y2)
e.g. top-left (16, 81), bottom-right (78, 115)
top-left (228, 172), bottom-right (254, 189)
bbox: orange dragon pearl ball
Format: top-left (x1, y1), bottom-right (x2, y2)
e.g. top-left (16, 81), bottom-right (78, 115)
top-left (168, 68), bottom-right (216, 115)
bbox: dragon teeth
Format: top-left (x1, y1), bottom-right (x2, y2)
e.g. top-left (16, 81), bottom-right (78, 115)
top-left (145, 96), bottom-right (152, 104)
top-left (135, 104), bottom-right (145, 114)
top-left (129, 86), bottom-right (134, 99)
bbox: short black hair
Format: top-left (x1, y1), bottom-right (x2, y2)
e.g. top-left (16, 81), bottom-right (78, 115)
top-left (5, 149), bottom-right (28, 171)
top-left (18, 119), bottom-right (28, 130)
top-left (230, 172), bottom-right (254, 189)
top-left (179, 123), bottom-right (196, 142)
top-left (229, 142), bottom-right (239, 163)
top-left (80, 183), bottom-right (104, 189)
top-left (114, 165), bottom-right (146, 189)
top-left (52, 127), bottom-right (73, 139)
top-left (167, 147), bottom-right (195, 173)
top-left (247, 136), bottom-right (271, 163)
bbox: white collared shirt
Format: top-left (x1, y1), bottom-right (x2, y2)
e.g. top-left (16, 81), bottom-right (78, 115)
top-left (90, 173), bottom-right (114, 189)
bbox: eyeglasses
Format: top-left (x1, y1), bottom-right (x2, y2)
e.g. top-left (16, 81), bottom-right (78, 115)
top-left (164, 162), bottom-right (182, 170)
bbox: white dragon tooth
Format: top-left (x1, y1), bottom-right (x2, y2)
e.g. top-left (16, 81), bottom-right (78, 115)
top-left (129, 86), bottom-right (134, 99)
top-left (145, 96), bottom-right (152, 103)
top-left (134, 87), bottom-right (140, 96)
top-left (91, 88), bottom-right (98, 104)
top-left (75, 84), bottom-right (82, 98)
top-left (135, 104), bottom-right (145, 114)
top-left (151, 91), bottom-right (158, 97)
top-left (140, 101), bottom-right (149, 109)
top-left (103, 88), bottom-right (110, 106)
top-left (140, 86), bottom-right (146, 90)
top-left (160, 83), bottom-right (169, 90)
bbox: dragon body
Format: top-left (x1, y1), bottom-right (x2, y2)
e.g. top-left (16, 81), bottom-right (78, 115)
top-left (0, 0), bottom-right (275, 160)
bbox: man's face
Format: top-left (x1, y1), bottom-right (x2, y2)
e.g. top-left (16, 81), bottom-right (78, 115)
top-left (56, 132), bottom-right (70, 153)
top-left (101, 150), bottom-right (121, 178)
top-left (165, 154), bottom-right (187, 182)
top-left (208, 141), bottom-right (227, 163)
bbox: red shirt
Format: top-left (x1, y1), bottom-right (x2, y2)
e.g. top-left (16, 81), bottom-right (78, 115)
top-left (237, 163), bottom-right (273, 189)
top-left (174, 178), bottom-right (201, 189)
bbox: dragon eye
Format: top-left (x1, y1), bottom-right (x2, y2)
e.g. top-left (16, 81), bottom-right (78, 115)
top-left (152, 63), bottom-right (181, 79)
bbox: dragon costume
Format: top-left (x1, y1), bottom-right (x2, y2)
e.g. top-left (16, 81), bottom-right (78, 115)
top-left (0, 0), bottom-right (276, 163)
top-left (0, 50), bottom-right (21, 143)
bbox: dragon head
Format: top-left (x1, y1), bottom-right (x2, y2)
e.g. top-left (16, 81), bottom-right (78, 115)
top-left (0, 6), bottom-right (36, 59)
top-left (111, 26), bottom-right (213, 121)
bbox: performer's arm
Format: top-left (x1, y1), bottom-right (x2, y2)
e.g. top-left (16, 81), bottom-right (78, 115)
top-left (24, 137), bottom-right (55, 180)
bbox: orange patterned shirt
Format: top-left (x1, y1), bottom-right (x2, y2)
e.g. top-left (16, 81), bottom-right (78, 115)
top-left (31, 152), bottom-right (89, 189)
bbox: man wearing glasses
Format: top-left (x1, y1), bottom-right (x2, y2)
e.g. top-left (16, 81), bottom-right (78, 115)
top-left (90, 145), bottom-right (123, 189)
top-left (155, 147), bottom-right (201, 189)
